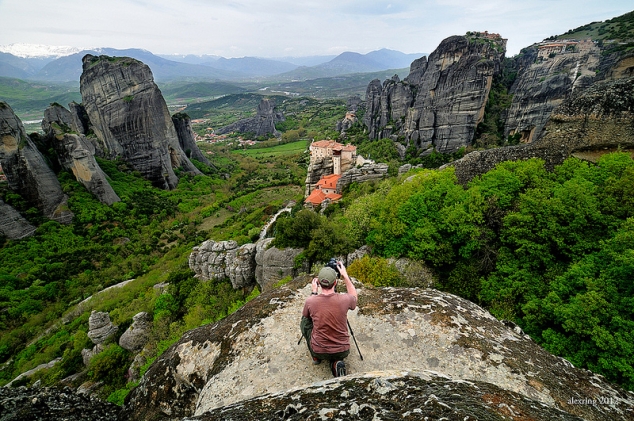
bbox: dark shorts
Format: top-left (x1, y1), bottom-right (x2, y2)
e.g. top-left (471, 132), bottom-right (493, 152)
top-left (300, 316), bottom-right (350, 361)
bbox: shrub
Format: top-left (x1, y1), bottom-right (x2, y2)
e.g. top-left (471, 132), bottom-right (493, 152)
top-left (348, 256), bottom-right (403, 287)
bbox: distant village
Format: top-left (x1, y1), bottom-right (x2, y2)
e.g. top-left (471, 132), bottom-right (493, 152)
top-left (191, 118), bottom-right (257, 149)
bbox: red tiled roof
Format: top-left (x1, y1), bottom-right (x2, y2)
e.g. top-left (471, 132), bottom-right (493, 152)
top-left (342, 145), bottom-right (356, 152)
top-left (325, 193), bottom-right (342, 201)
top-left (316, 174), bottom-right (340, 189)
top-left (305, 189), bottom-right (326, 205)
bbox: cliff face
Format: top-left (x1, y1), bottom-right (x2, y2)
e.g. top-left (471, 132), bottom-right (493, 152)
top-left (0, 198), bottom-right (36, 239)
top-left (79, 54), bottom-right (200, 190)
top-left (42, 104), bottom-right (120, 205)
top-left (215, 98), bottom-right (284, 137)
top-left (0, 102), bottom-right (73, 224)
top-left (504, 39), bottom-right (602, 143)
top-left (364, 34), bottom-right (506, 153)
top-left (171, 113), bottom-right (213, 166)
top-left (444, 77), bottom-right (634, 184)
top-left (122, 278), bottom-right (634, 421)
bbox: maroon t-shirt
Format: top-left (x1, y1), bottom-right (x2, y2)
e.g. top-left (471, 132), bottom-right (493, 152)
top-left (302, 293), bottom-right (357, 354)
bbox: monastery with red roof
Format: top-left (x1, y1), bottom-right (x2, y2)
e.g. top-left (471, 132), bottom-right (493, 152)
top-left (305, 140), bottom-right (358, 207)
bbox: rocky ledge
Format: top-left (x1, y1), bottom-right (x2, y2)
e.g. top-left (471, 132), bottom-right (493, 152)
top-left (0, 386), bottom-right (119, 421)
top-left (122, 278), bottom-right (634, 421)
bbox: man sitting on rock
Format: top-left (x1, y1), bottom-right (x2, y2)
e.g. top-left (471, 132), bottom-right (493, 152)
top-left (300, 261), bottom-right (357, 377)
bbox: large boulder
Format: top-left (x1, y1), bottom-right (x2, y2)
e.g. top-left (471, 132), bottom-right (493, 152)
top-left (122, 278), bottom-right (634, 421)
top-left (188, 240), bottom-right (257, 289)
top-left (119, 312), bottom-right (152, 352)
top-left (42, 103), bottom-right (120, 205)
top-left (86, 311), bottom-right (118, 345)
top-left (79, 54), bottom-right (201, 190)
top-left (0, 102), bottom-right (73, 224)
top-left (255, 242), bottom-right (304, 291)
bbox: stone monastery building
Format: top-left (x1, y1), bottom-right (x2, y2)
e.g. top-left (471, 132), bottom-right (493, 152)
top-left (305, 140), bottom-right (357, 206)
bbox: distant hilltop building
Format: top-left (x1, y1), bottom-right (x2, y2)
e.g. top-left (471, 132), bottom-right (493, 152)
top-left (536, 39), bottom-right (592, 60)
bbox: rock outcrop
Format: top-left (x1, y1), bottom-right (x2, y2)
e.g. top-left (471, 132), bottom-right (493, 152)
top-left (188, 238), bottom-right (305, 291)
top-left (86, 311), bottom-right (118, 345)
top-left (504, 39), bottom-right (602, 143)
top-left (0, 102), bottom-right (73, 224)
top-left (0, 386), bottom-right (119, 421)
top-left (0, 198), bottom-right (36, 239)
top-left (42, 104), bottom-right (120, 205)
top-left (171, 113), bottom-right (213, 166)
top-left (119, 312), bottom-right (152, 352)
top-left (215, 98), bottom-right (284, 138)
top-left (444, 76), bottom-right (634, 185)
top-left (122, 278), bottom-right (634, 421)
top-left (336, 162), bottom-right (389, 191)
top-left (79, 54), bottom-right (201, 190)
top-left (364, 33), bottom-right (506, 153)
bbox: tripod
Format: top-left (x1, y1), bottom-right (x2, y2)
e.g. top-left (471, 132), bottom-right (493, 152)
top-left (298, 320), bottom-right (363, 361)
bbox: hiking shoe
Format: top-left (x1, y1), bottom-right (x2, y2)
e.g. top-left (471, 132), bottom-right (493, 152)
top-left (312, 357), bottom-right (321, 365)
top-left (331, 360), bottom-right (346, 377)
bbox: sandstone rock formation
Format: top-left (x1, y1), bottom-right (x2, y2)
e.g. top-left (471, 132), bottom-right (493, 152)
top-left (119, 312), bottom-right (152, 352)
top-left (215, 98), bottom-right (284, 138)
top-left (189, 238), bottom-right (305, 291)
top-left (336, 162), bottom-right (389, 191)
top-left (190, 372), bottom-right (589, 420)
top-left (86, 311), bottom-right (118, 345)
top-left (42, 104), bottom-right (120, 205)
top-left (79, 54), bottom-right (201, 190)
top-left (0, 198), bottom-right (36, 239)
top-left (0, 102), bottom-right (73, 224)
top-left (444, 76), bottom-right (634, 185)
top-left (304, 156), bottom-right (333, 196)
top-left (171, 113), bottom-right (213, 166)
top-left (122, 278), bottom-right (634, 421)
top-left (364, 33), bottom-right (506, 153)
top-left (254, 239), bottom-right (304, 291)
top-left (504, 39), bottom-right (602, 143)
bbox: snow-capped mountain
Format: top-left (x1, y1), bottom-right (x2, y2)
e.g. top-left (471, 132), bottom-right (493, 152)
top-left (0, 43), bottom-right (82, 58)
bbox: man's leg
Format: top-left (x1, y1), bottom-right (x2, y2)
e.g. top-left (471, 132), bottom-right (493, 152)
top-left (300, 316), bottom-right (319, 362)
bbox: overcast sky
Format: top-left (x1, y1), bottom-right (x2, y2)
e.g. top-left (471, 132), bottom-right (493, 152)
top-left (0, 0), bottom-right (632, 58)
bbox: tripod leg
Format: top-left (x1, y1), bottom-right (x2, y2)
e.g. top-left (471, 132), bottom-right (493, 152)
top-left (347, 320), bottom-right (364, 361)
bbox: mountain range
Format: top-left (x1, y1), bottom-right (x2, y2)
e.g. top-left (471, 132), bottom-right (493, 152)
top-left (0, 45), bottom-right (424, 82)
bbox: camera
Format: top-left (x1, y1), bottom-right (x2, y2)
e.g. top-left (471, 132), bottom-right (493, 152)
top-left (326, 258), bottom-right (340, 277)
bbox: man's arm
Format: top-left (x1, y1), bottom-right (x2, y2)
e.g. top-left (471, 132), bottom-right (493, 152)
top-left (336, 261), bottom-right (357, 300)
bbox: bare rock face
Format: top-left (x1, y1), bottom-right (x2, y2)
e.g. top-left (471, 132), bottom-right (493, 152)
top-left (504, 40), bottom-right (602, 143)
top-left (0, 102), bottom-right (73, 224)
top-left (189, 238), bottom-right (305, 291)
top-left (304, 156), bottom-right (333, 196)
top-left (79, 54), bottom-right (201, 190)
top-left (364, 33), bottom-right (506, 153)
top-left (336, 162), bottom-right (389, 192)
top-left (445, 76), bottom-right (634, 185)
top-left (0, 198), bottom-right (36, 239)
top-left (188, 240), bottom-right (257, 289)
top-left (171, 113), bottom-right (213, 166)
top-left (190, 372), bottom-right (588, 421)
top-left (86, 311), bottom-right (118, 345)
top-left (81, 343), bottom-right (104, 367)
top-left (42, 104), bottom-right (120, 205)
top-left (121, 278), bottom-right (634, 421)
top-left (255, 243), bottom-right (305, 291)
top-left (119, 312), bottom-right (152, 352)
top-left (215, 98), bottom-right (284, 138)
